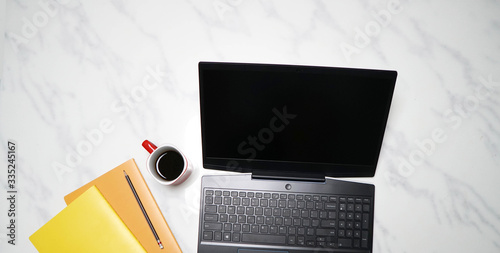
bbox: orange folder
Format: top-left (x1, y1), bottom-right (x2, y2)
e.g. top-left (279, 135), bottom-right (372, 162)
top-left (64, 159), bottom-right (182, 253)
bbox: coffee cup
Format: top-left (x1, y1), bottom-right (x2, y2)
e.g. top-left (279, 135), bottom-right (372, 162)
top-left (142, 140), bottom-right (192, 185)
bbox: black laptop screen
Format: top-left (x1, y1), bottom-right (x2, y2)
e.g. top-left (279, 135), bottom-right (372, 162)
top-left (199, 62), bottom-right (397, 177)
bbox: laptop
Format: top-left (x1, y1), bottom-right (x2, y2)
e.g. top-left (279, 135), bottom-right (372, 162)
top-left (197, 62), bottom-right (397, 253)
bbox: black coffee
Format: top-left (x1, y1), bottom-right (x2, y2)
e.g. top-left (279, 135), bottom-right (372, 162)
top-left (156, 151), bottom-right (185, 181)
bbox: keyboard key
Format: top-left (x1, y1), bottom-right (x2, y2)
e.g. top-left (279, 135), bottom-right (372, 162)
top-left (321, 220), bottom-right (336, 227)
top-left (362, 214), bottom-right (369, 229)
top-left (363, 204), bottom-right (370, 212)
top-left (325, 203), bottom-right (336, 210)
top-left (242, 224), bottom-right (250, 232)
top-left (316, 229), bottom-right (335, 236)
top-left (233, 198), bottom-right (241, 205)
top-left (297, 227), bottom-right (305, 235)
top-left (251, 225), bottom-right (259, 233)
top-left (260, 199), bottom-right (268, 207)
top-left (238, 215), bottom-right (246, 223)
top-left (307, 228), bottom-right (315, 235)
top-left (205, 205), bottom-right (217, 213)
top-left (279, 200), bottom-right (287, 208)
top-left (275, 217), bottom-right (283, 225)
top-left (260, 225), bottom-right (269, 233)
top-left (224, 223), bottom-right (232, 231)
top-left (297, 236), bottom-right (305, 245)
top-left (239, 192), bottom-right (246, 197)
top-left (346, 230), bottom-right (353, 237)
top-left (328, 211), bottom-right (336, 219)
top-left (206, 190), bottom-right (214, 196)
top-left (241, 234), bottom-right (286, 244)
top-left (270, 225), bottom-right (278, 234)
top-left (220, 214), bottom-right (228, 222)
top-left (215, 190), bottom-right (222, 196)
top-left (229, 215), bottom-right (237, 223)
top-left (251, 198), bottom-right (259, 206)
top-left (288, 235), bottom-right (296, 245)
top-left (256, 216), bottom-right (264, 224)
top-left (204, 222), bottom-right (222, 231)
top-left (257, 192), bottom-right (263, 198)
top-left (214, 196), bottom-right (222, 204)
top-left (302, 219), bottom-right (310, 227)
top-left (338, 238), bottom-right (352, 248)
top-left (269, 199), bottom-right (277, 207)
top-left (233, 233), bottom-right (240, 242)
top-left (205, 196), bottom-right (213, 204)
top-left (265, 217), bottom-right (274, 225)
top-left (311, 219), bottom-right (320, 227)
top-left (223, 232), bottom-right (231, 241)
top-left (218, 205), bottom-right (226, 213)
top-left (354, 239), bottom-right (360, 248)
top-left (204, 214), bottom-right (218, 222)
top-left (306, 201), bottom-right (314, 209)
top-left (233, 224), bottom-right (241, 232)
top-left (354, 230), bottom-right (361, 238)
top-left (279, 226), bottom-right (287, 234)
top-left (223, 191), bottom-right (230, 196)
top-left (203, 231), bottom-right (213, 240)
top-left (214, 231), bottom-right (222, 241)
top-left (297, 201), bottom-right (305, 209)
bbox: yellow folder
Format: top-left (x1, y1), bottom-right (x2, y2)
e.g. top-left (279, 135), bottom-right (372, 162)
top-left (29, 186), bottom-right (146, 253)
top-left (64, 159), bottom-right (182, 252)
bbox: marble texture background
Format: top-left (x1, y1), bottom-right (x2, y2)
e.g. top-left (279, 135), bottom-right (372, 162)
top-left (1, 0), bottom-right (499, 252)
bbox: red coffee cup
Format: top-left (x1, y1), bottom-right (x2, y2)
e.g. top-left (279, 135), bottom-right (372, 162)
top-left (142, 140), bottom-right (192, 185)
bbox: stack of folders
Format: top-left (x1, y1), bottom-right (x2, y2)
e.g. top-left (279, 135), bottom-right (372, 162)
top-left (29, 159), bottom-right (182, 253)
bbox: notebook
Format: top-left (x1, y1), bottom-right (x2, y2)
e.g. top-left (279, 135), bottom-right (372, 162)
top-left (197, 62), bottom-right (397, 253)
top-left (64, 159), bottom-right (182, 253)
top-left (29, 186), bottom-right (146, 253)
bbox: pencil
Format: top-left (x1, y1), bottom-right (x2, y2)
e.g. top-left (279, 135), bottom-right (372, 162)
top-left (124, 170), bottom-right (164, 249)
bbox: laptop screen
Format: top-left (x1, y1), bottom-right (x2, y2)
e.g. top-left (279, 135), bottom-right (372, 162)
top-left (199, 62), bottom-right (397, 177)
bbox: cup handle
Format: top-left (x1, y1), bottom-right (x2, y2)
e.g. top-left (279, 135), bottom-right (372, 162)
top-left (142, 140), bottom-right (157, 154)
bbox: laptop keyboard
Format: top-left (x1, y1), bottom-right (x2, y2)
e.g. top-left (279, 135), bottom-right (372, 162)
top-left (201, 188), bottom-right (372, 250)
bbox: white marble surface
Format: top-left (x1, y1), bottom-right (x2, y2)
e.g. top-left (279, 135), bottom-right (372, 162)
top-left (1, 0), bottom-right (500, 252)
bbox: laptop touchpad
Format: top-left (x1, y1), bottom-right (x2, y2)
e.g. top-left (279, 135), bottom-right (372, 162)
top-left (238, 249), bottom-right (288, 253)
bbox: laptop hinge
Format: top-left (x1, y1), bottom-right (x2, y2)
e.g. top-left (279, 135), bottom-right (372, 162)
top-left (251, 170), bottom-right (325, 183)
